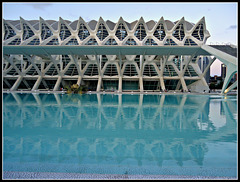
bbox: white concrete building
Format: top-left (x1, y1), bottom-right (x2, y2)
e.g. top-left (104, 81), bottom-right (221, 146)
top-left (2, 16), bottom-right (237, 93)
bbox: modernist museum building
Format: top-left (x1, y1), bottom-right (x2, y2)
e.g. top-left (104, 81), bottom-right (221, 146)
top-left (3, 17), bottom-right (237, 93)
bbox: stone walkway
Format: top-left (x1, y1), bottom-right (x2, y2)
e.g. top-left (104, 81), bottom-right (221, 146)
top-left (3, 171), bottom-right (236, 180)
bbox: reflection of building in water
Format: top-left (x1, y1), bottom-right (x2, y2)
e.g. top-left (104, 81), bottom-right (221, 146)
top-left (3, 93), bottom-right (237, 168)
top-left (220, 100), bottom-right (225, 116)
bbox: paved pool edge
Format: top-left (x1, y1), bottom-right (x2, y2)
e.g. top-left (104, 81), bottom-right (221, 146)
top-left (3, 171), bottom-right (237, 180)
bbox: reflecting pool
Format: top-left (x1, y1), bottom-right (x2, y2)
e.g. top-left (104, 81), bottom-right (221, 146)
top-left (3, 93), bottom-right (237, 178)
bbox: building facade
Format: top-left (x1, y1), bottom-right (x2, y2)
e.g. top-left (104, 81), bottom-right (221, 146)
top-left (198, 56), bottom-right (210, 83)
top-left (221, 64), bottom-right (227, 80)
top-left (3, 16), bottom-right (213, 92)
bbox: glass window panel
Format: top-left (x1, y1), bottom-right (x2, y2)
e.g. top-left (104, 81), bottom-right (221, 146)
top-left (96, 23), bottom-right (109, 41)
top-left (153, 24), bottom-right (166, 41)
top-left (192, 23), bottom-right (204, 41)
top-left (59, 23), bottom-right (71, 41)
top-left (41, 23), bottom-right (53, 40)
top-left (115, 23), bottom-right (128, 41)
top-left (66, 38), bottom-right (79, 45)
top-left (46, 38), bottom-right (59, 45)
top-left (124, 38), bottom-right (137, 45)
top-left (105, 38), bottom-right (118, 45)
top-left (164, 38), bottom-right (177, 46)
top-left (27, 38), bottom-right (40, 45)
top-left (8, 38), bottom-right (21, 45)
top-left (4, 23), bottom-right (16, 40)
top-left (134, 23), bottom-right (146, 41)
top-left (144, 38), bottom-right (158, 45)
top-left (22, 23), bottom-right (35, 40)
top-left (85, 38), bottom-right (98, 45)
top-left (172, 24), bottom-right (185, 41)
top-left (78, 23), bottom-right (90, 41)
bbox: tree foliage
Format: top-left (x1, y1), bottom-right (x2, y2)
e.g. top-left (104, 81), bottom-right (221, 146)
top-left (64, 84), bottom-right (87, 94)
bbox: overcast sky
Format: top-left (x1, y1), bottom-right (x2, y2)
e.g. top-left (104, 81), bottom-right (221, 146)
top-left (3, 2), bottom-right (237, 76)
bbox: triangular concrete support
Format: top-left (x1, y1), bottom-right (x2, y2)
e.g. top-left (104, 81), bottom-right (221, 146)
top-left (221, 64), bottom-right (237, 94)
top-left (223, 80), bottom-right (237, 94)
top-left (201, 44), bottom-right (237, 94)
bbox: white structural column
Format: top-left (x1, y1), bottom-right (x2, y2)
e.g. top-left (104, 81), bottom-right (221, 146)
top-left (171, 61), bottom-right (188, 92)
top-left (96, 54), bottom-right (102, 92)
top-left (97, 76), bottom-right (102, 92)
top-left (180, 77), bottom-right (188, 92)
top-left (53, 76), bottom-right (62, 91)
top-left (139, 55), bottom-right (144, 92)
top-left (180, 55), bottom-right (193, 92)
top-left (118, 76), bottom-right (122, 92)
top-left (10, 76), bottom-right (23, 91)
top-left (190, 62), bottom-right (209, 92)
top-left (159, 77), bottom-right (165, 91)
top-left (139, 76), bottom-right (143, 92)
top-left (32, 76), bottom-right (42, 91)
top-left (118, 53), bottom-right (123, 92)
top-left (77, 76), bottom-right (82, 86)
top-left (159, 55), bottom-right (169, 91)
top-left (175, 80), bottom-right (182, 90)
top-left (95, 54), bottom-right (101, 76)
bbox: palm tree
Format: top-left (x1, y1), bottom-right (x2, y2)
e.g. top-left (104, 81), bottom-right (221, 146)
top-left (65, 84), bottom-right (87, 94)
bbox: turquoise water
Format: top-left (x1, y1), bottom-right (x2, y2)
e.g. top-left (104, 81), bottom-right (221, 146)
top-left (3, 93), bottom-right (237, 178)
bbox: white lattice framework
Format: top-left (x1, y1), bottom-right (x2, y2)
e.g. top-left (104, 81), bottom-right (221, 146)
top-left (3, 16), bottom-right (214, 92)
